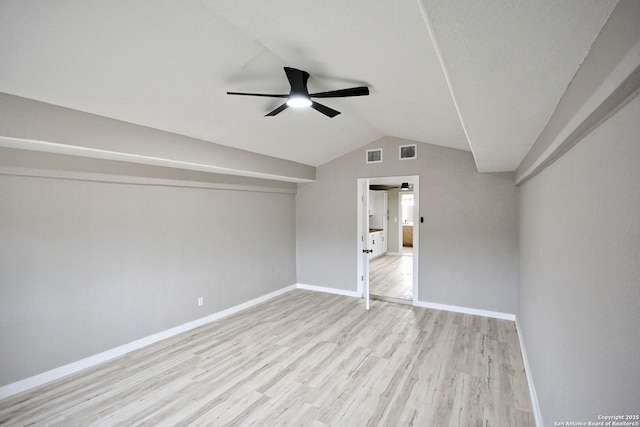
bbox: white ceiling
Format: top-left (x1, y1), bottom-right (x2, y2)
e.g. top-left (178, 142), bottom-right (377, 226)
top-left (0, 0), bottom-right (617, 172)
top-left (419, 0), bottom-right (618, 172)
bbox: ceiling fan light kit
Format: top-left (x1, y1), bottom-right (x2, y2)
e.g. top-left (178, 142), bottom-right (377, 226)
top-left (286, 96), bottom-right (312, 108)
top-left (227, 67), bottom-right (369, 118)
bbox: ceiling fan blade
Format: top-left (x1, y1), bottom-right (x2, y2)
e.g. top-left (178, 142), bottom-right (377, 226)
top-left (310, 86), bottom-right (370, 98)
top-left (227, 91), bottom-right (288, 98)
top-left (265, 102), bottom-right (289, 117)
top-left (311, 101), bottom-right (341, 118)
top-left (229, 68), bottom-right (364, 117)
top-left (284, 67), bottom-right (310, 96)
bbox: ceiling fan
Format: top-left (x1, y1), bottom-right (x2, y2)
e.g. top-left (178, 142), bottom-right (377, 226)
top-left (227, 67), bottom-right (369, 118)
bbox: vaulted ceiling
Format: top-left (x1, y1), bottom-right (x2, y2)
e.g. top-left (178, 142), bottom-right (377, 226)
top-left (0, 0), bottom-right (617, 172)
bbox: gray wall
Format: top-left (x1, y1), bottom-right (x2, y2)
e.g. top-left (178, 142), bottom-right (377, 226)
top-left (518, 94), bottom-right (640, 424)
top-left (296, 137), bottom-right (519, 314)
top-left (0, 168), bottom-right (296, 387)
top-left (0, 93), bottom-right (315, 182)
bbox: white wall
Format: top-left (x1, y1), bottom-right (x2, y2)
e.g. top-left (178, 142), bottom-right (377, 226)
top-left (296, 137), bottom-right (519, 314)
top-left (518, 94), bottom-right (640, 424)
top-left (0, 167), bottom-right (296, 387)
top-left (387, 188), bottom-right (400, 253)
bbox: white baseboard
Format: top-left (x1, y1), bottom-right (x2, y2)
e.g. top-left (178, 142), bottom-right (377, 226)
top-left (296, 283), bottom-right (360, 298)
top-left (515, 317), bottom-right (544, 427)
top-left (413, 300), bottom-right (516, 321)
top-left (0, 284), bottom-right (297, 400)
top-left (295, 285), bottom-right (515, 322)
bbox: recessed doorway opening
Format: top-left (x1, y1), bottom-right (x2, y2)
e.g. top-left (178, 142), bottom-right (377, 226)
top-left (357, 176), bottom-right (419, 309)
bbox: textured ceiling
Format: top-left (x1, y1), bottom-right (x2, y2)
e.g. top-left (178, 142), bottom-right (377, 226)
top-left (0, 0), bottom-right (617, 172)
top-left (419, 0), bottom-right (618, 172)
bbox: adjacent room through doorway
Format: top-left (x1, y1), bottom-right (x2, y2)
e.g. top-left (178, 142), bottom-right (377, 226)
top-left (364, 176), bottom-right (418, 305)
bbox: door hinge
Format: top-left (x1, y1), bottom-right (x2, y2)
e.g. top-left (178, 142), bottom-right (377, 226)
top-left (361, 275), bottom-right (364, 281)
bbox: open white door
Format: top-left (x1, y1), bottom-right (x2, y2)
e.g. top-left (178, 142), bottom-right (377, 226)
top-left (357, 178), bottom-right (370, 310)
top-left (358, 175), bottom-right (419, 307)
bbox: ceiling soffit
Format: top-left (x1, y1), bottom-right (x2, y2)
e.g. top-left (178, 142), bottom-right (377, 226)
top-left (419, 0), bottom-right (618, 172)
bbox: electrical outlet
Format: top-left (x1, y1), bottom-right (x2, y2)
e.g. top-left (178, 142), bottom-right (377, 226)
top-left (197, 297), bottom-right (204, 306)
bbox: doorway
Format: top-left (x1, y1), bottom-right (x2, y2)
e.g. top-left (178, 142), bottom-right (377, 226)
top-left (357, 176), bottom-right (419, 309)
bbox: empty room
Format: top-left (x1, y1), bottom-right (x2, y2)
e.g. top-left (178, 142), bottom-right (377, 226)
top-left (1, 1), bottom-right (638, 426)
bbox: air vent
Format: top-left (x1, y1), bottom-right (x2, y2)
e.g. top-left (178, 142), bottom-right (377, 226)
top-left (399, 144), bottom-right (417, 160)
top-left (366, 148), bottom-right (382, 164)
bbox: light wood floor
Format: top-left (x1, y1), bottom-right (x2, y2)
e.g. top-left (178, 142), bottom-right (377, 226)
top-left (0, 290), bottom-right (534, 426)
top-left (369, 251), bottom-right (413, 301)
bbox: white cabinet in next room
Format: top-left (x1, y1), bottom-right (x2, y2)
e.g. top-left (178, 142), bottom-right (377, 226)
top-left (368, 191), bottom-right (388, 229)
top-left (368, 230), bottom-right (387, 259)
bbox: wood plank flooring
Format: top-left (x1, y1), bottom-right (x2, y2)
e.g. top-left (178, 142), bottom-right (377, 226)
top-left (0, 290), bottom-right (534, 426)
top-left (369, 252), bottom-right (413, 300)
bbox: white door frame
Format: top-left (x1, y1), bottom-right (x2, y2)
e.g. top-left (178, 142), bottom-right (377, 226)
top-left (357, 178), bottom-right (371, 310)
top-left (357, 175), bottom-right (419, 307)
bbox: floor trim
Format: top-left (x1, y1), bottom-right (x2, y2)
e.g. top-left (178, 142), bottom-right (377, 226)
top-left (295, 285), bottom-right (517, 321)
top-left (413, 300), bottom-right (516, 321)
top-left (295, 283), bottom-right (360, 298)
top-left (515, 317), bottom-right (544, 427)
top-left (0, 284), bottom-right (297, 400)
